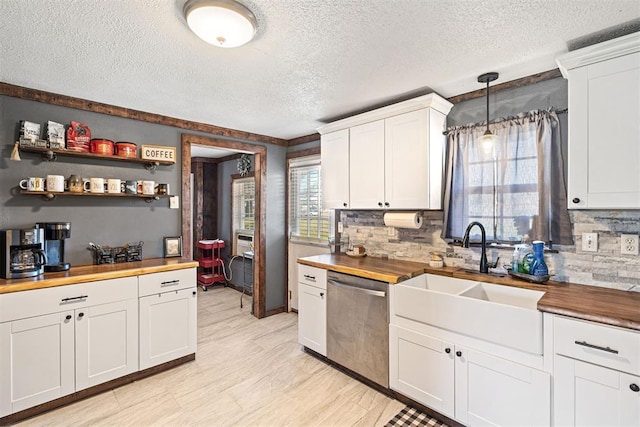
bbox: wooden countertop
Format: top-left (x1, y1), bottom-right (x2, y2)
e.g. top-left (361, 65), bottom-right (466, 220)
top-left (0, 258), bottom-right (199, 294)
top-left (298, 255), bottom-right (640, 331)
top-left (297, 254), bottom-right (430, 284)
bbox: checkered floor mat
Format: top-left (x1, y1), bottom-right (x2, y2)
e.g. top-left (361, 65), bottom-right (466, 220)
top-left (385, 405), bottom-right (449, 427)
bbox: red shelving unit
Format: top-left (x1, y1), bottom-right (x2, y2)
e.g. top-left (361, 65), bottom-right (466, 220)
top-left (196, 239), bottom-right (226, 290)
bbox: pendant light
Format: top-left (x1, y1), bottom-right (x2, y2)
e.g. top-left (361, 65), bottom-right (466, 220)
top-left (184, 0), bottom-right (257, 48)
top-left (477, 72), bottom-right (499, 153)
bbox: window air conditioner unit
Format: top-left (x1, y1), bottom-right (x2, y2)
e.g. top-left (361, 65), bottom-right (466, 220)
top-left (234, 232), bottom-right (254, 256)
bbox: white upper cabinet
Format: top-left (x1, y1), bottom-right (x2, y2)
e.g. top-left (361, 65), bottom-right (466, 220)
top-left (556, 32), bottom-right (640, 209)
top-left (320, 129), bottom-right (350, 209)
top-left (318, 93), bottom-right (452, 210)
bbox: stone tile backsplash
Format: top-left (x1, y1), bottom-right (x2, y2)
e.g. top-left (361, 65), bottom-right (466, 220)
top-left (340, 210), bottom-right (640, 291)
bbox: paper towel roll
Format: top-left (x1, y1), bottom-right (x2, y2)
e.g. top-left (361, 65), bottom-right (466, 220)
top-left (383, 212), bottom-right (422, 229)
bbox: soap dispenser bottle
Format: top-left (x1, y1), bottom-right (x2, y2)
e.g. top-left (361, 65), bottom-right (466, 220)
top-left (530, 240), bottom-right (548, 276)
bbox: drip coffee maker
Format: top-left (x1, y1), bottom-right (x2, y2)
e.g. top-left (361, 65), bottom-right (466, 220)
top-left (36, 222), bottom-right (71, 272)
top-left (0, 228), bottom-right (47, 279)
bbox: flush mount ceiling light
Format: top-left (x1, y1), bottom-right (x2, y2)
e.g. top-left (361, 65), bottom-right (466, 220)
top-left (183, 0), bottom-right (257, 48)
top-left (477, 72), bottom-right (499, 153)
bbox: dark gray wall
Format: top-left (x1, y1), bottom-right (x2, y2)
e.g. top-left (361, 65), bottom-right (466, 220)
top-left (216, 151), bottom-right (287, 311)
top-left (1, 95), bottom-right (287, 312)
top-left (1, 96), bottom-right (181, 264)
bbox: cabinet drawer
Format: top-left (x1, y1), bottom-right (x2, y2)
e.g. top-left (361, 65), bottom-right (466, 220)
top-left (298, 264), bottom-right (327, 290)
top-left (138, 268), bottom-right (196, 297)
top-left (0, 277), bottom-right (138, 323)
top-left (554, 315), bottom-right (640, 375)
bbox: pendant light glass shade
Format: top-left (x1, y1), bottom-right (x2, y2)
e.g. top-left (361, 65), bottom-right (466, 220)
top-left (184, 0), bottom-right (257, 48)
top-left (477, 72), bottom-right (499, 154)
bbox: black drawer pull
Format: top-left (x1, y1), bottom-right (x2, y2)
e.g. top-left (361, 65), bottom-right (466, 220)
top-left (574, 340), bottom-right (619, 354)
top-left (161, 280), bottom-right (180, 287)
top-left (630, 384), bottom-right (639, 392)
top-left (456, 351), bottom-right (462, 357)
top-left (303, 275), bottom-right (316, 281)
top-left (445, 348), bottom-right (451, 354)
top-left (61, 295), bottom-right (88, 302)
top-left (65, 315), bottom-right (72, 321)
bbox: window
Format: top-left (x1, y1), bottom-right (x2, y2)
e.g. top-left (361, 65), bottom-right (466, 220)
top-left (443, 110), bottom-right (573, 245)
top-left (288, 156), bottom-right (332, 241)
top-left (232, 176), bottom-right (255, 232)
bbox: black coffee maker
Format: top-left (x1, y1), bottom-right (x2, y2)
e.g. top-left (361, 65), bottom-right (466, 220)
top-left (0, 228), bottom-right (47, 279)
top-left (36, 222), bottom-right (71, 272)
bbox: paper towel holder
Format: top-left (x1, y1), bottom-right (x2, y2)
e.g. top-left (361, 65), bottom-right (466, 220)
top-left (383, 212), bottom-right (422, 229)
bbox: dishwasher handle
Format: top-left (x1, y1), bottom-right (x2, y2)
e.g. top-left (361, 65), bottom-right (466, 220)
top-left (328, 280), bottom-right (386, 298)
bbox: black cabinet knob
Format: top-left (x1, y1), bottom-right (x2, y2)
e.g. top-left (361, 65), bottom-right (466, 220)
top-left (193, 291), bottom-right (197, 296)
top-left (572, 198), bottom-right (580, 204)
top-left (378, 202), bottom-right (383, 207)
top-left (631, 383), bottom-right (640, 392)
top-left (78, 312), bottom-right (84, 318)
top-left (320, 292), bottom-right (324, 298)
top-left (384, 202), bottom-right (390, 207)
top-left (445, 348), bottom-right (451, 354)
top-left (343, 202), bottom-right (348, 207)
top-left (65, 315), bottom-right (72, 321)
top-left (456, 351), bottom-right (462, 357)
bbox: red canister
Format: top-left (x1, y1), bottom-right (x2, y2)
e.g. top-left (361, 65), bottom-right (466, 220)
top-left (90, 139), bottom-right (114, 155)
top-left (115, 142), bottom-right (137, 158)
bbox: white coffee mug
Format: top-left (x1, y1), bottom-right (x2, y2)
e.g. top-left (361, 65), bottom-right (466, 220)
top-left (19, 177), bottom-right (45, 192)
top-left (142, 180), bottom-right (155, 195)
top-left (46, 175), bottom-right (65, 193)
top-left (84, 177), bottom-right (105, 193)
top-left (107, 178), bottom-right (121, 194)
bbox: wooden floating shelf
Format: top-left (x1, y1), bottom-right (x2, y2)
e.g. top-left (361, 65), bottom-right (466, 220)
top-left (19, 146), bottom-right (175, 169)
top-left (20, 191), bottom-right (171, 202)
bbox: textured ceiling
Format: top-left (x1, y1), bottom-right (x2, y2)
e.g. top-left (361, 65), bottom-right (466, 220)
top-left (1, 0), bottom-right (639, 140)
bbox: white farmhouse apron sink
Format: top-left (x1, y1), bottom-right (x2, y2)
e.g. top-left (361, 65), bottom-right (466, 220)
top-left (394, 274), bottom-right (545, 354)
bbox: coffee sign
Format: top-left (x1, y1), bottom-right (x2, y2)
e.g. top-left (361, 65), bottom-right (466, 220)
top-left (141, 145), bottom-right (176, 162)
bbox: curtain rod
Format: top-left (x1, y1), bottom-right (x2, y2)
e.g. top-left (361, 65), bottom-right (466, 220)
top-left (443, 108), bottom-right (568, 136)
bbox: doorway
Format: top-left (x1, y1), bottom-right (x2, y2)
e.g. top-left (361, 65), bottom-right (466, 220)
top-left (181, 134), bottom-right (267, 318)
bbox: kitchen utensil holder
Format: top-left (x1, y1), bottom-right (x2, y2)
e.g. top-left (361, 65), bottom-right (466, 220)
top-left (91, 241), bottom-right (143, 264)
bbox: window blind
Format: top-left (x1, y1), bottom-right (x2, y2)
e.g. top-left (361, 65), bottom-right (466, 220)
top-left (232, 177), bottom-right (255, 232)
top-left (289, 156), bottom-right (331, 241)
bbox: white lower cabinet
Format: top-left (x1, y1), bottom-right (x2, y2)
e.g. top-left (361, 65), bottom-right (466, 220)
top-left (297, 264), bottom-right (327, 356)
top-left (553, 315), bottom-right (640, 426)
top-left (555, 355), bottom-right (639, 426)
top-left (138, 268), bottom-right (197, 370)
top-left (390, 324), bottom-right (550, 426)
top-left (0, 277), bottom-right (138, 417)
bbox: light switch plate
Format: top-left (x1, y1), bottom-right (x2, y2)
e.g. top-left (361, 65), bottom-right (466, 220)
top-left (621, 234), bottom-right (639, 255)
top-left (169, 196), bottom-right (179, 209)
top-left (582, 233), bottom-right (598, 252)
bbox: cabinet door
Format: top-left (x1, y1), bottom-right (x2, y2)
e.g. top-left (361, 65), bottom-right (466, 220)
top-left (139, 288), bottom-right (197, 370)
top-left (349, 120), bottom-right (385, 209)
top-left (455, 346), bottom-right (550, 426)
top-left (385, 109), bottom-right (439, 209)
top-left (568, 52), bottom-right (640, 209)
top-left (75, 299), bottom-right (138, 391)
top-left (320, 129), bottom-right (350, 209)
top-left (0, 312), bottom-right (74, 416)
top-left (555, 355), bottom-right (640, 426)
top-left (297, 283), bottom-right (326, 356)
top-left (389, 325), bottom-right (454, 418)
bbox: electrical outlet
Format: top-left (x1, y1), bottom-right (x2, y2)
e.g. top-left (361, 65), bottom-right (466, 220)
top-left (581, 232), bottom-right (598, 252)
top-left (621, 234), bottom-right (639, 255)
top-left (169, 196), bottom-right (179, 209)
top-left (337, 222), bottom-right (343, 233)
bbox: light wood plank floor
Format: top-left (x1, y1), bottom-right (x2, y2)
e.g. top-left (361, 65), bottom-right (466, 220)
top-left (18, 287), bottom-right (405, 426)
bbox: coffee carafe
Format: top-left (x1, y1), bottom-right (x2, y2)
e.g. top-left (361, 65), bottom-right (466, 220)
top-left (1, 228), bottom-right (47, 279)
top-left (36, 222), bottom-right (71, 272)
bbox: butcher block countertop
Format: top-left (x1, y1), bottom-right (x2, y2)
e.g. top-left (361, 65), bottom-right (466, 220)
top-left (0, 258), bottom-right (199, 294)
top-left (298, 254), bottom-right (640, 331)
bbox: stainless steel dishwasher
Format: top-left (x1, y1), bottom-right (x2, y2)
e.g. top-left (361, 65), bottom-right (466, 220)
top-left (326, 271), bottom-right (389, 388)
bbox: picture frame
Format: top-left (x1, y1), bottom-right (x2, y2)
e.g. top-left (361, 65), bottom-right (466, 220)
top-left (163, 236), bottom-right (183, 258)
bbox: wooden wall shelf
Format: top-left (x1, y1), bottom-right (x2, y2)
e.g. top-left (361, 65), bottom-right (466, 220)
top-left (20, 191), bottom-right (171, 203)
top-left (19, 146), bottom-right (175, 171)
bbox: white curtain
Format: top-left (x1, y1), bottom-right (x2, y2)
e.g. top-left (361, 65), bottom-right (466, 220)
top-left (442, 110), bottom-right (573, 245)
